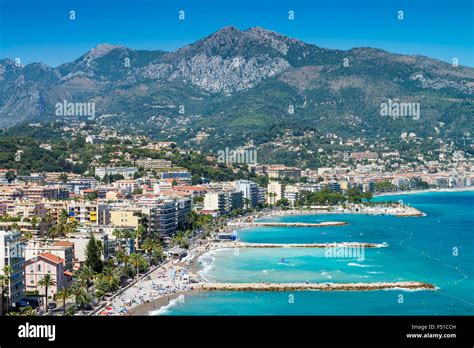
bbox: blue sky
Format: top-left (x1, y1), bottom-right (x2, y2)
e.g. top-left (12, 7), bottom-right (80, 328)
top-left (0, 0), bottom-right (473, 67)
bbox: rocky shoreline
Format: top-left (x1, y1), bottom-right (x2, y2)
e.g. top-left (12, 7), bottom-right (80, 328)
top-left (250, 221), bottom-right (348, 227)
top-left (230, 241), bottom-right (388, 248)
top-left (195, 281), bottom-right (436, 292)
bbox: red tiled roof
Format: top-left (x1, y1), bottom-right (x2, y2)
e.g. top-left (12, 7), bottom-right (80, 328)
top-left (39, 252), bottom-right (64, 265)
top-left (64, 271), bottom-right (73, 277)
top-left (173, 186), bottom-right (206, 191)
top-left (53, 241), bottom-right (74, 247)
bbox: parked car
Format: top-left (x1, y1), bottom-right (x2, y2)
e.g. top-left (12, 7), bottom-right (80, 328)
top-left (17, 297), bottom-right (42, 309)
top-left (47, 302), bottom-right (57, 310)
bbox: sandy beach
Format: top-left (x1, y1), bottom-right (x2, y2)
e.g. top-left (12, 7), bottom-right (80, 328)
top-left (98, 190), bottom-right (465, 316)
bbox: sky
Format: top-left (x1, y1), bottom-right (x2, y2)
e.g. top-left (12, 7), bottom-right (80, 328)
top-left (0, 0), bottom-right (473, 67)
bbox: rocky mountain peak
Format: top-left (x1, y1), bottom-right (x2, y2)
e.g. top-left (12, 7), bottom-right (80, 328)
top-left (86, 43), bottom-right (123, 59)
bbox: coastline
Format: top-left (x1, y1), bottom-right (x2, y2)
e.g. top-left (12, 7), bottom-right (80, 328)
top-left (374, 186), bottom-right (474, 197)
top-left (116, 188), bottom-right (471, 316)
top-left (127, 290), bottom-right (200, 315)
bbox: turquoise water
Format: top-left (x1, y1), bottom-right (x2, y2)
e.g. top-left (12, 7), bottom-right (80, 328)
top-left (160, 191), bottom-right (474, 315)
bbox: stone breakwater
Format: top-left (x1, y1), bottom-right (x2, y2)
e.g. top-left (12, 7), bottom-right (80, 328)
top-left (231, 242), bottom-right (388, 249)
top-left (195, 281), bottom-right (436, 292)
top-left (249, 221), bottom-right (348, 227)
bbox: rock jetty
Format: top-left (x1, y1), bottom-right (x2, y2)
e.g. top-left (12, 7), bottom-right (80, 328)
top-left (195, 281), bottom-right (436, 292)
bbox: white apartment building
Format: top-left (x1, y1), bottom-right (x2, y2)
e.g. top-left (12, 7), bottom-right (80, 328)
top-left (266, 181), bottom-right (284, 205)
top-left (0, 230), bottom-right (25, 306)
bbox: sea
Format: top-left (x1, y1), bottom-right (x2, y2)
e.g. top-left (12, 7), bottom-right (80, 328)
top-left (156, 191), bottom-right (473, 315)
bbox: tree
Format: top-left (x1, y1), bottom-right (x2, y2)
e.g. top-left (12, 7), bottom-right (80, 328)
top-left (69, 283), bottom-right (91, 310)
top-left (7, 306), bottom-right (36, 316)
top-left (21, 230), bottom-right (33, 241)
top-left (84, 235), bottom-right (103, 273)
top-left (76, 265), bottom-right (95, 290)
top-left (5, 171), bottom-right (16, 183)
top-left (133, 226), bottom-right (146, 252)
top-left (362, 192), bottom-right (373, 202)
top-left (58, 173), bottom-right (68, 183)
top-left (172, 231), bottom-right (190, 249)
top-left (115, 250), bottom-right (129, 267)
top-left (244, 198), bottom-right (251, 209)
top-left (0, 265), bottom-right (13, 313)
top-left (86, 192), bottom-right (98, 201)
top-left (37, 274), bottom-right (57, 312)
top-left (141, 237), bottom-right (156, 263)
top-left (56, 288), bottom-right (71, 316)
top-left (151, 245), bottom-right (165, 265)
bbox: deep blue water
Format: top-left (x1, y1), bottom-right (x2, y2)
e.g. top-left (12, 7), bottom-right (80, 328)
top-left (159, 191), bottom-right (473, 315)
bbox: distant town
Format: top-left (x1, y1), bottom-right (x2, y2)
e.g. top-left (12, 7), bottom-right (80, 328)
top-left (0, 123), bottom-right (472, 316)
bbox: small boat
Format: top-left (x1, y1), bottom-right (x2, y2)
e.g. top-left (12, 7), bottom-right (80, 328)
top-left (278, 258), bottom-right (289, 264)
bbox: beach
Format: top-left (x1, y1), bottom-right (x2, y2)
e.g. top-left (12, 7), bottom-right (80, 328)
top-left (101, 189), bottom-right (473, 315)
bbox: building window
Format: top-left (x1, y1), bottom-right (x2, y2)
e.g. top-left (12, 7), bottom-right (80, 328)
top-left (37, 264), bottom-right (41, 271)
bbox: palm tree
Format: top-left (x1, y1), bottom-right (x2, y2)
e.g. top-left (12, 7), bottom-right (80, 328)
top-left (7, 306), bottom-right (36, 316)
top-left (244, 198), bottom-right (251, 209)
top-left (141, 237), bottom-right (155, 263)
top-left (115, 250), bottom-right (129, 267)
top-left (151, 245), bottom-right (165, 265)
top-left (56, 288), bottom-right (71, 316)
top-left (129, 253), bottom-right (147, 280)
top-left (69, 283), bottom-right (90, 310)
top-left (66, 219), bottom-right (78, 236)
top-left (37, 274), bottom-right (57, 312)
top-left (30, 216), bottom-right (40, 230)
top-left (133, 225), bottom-right (146, 252)
top-left (0, 265), bottom-right (13, 313)
top-left (22, 230), bottom-right (33, 241)
top-left (77, 265), bottom-right (95, 291)
top-left (172, 231), bottom-right (189, 249)
top-left (112, 229), bottom-right (123, 251)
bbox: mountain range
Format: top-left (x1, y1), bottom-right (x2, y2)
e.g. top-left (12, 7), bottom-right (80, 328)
top-left (1, 26), bottom-right (473, 150)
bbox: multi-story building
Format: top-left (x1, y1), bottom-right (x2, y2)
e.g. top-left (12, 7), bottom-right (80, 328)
top-left (67, 201), bottom-right (110, 225)
top-left (49, 178), bottom-right (96, 195)
top-left (44, 172), bottom-right (82, 182)
top-left (266, 181), bottom-right (284, 205)
top-left (135, 158), bottom-right (173, 170)
top-left (351, 151), bottom-right (379, 161)
top-left (95, 167), bottom-right (138, 180)
top-left (257, 187), bottom-right (266, 205)
top-left (21, 185), bottom-right (69, 202)
top-left (113, 179), bottom-right (138, 194)
top-left (65, 232), bottom-right (111, 262)
top-left (328, 181), bottom-right (341, 193)
top-left (225, 190), bottom-right (243, 212)
top-left (204, 192), bottom-right (227, 215)
top-left (35, 200), bottom-right (68, 223)
top-left (267, 166), bottom-right (302, 180)
top-left (283, 185), bottom-right (300, 206)
top-left (25, 253), bottom-right (72, 299)
top-left (176, 197), bottom-right (192, 228)
top-left (149, 200), bottom-right (178, 238)
top-left (25, 241), bottom-right (75, 271)
top-left (110, 210), bottom-right (141, 228)
top-left (161, 171), bottom-right (191, 181)
top-left (235, 180), bottom-right (259, 208)
top-left (0, 230), bottom-right (25, 306)
top-left (0, 221), bottom-right (37, 235)
top-left (203, 190), bottom-right (243, 215)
